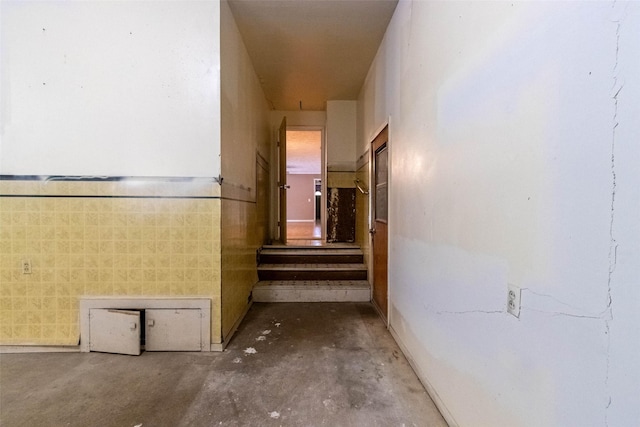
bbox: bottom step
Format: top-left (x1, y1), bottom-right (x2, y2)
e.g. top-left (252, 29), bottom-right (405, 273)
top-left (252, 280), bottom-right (370, 303)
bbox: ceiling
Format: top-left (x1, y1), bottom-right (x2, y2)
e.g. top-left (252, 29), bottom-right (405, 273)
top-left (227, 0), bottom-right (399, 111)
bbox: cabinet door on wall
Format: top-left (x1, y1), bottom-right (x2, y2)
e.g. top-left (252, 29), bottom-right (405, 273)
top-left (145, 309), bottom-right (202, 351)
top-left (88, 308), bottom-right (202, 354)
top-left (89, 309), bottom-right (142, 356)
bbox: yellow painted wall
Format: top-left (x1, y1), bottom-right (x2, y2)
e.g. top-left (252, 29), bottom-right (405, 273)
top-left (219, 0), bottom-right (271, 340)
top-left (327, 172), bottom-right (356, 189)
top-left (220, 194), bottom-right (259, 340)
top-left (0, 180), bottom-right (222, 345)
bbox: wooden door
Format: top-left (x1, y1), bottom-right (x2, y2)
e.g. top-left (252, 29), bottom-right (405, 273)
top-left (278, 117), bottom-right (288, 243)
top-left (371, 126), bottom-right (389, 320)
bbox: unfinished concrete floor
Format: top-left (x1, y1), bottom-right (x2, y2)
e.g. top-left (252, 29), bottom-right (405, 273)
top-left (0, 302), bottom-right (447, 427)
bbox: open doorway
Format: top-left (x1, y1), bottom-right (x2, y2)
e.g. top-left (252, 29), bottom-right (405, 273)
top-left (286, 129), bottom-right (323, 242)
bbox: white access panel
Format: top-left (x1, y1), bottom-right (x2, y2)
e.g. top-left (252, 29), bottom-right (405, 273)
top-left (80, 298), bottom-right (211, 352)
top-left (89, 309), bottom-right (141, 356)
top-left (145, 309), bottom-right (202, 351)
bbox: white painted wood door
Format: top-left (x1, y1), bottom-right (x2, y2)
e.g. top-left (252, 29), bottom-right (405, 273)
top-left (145, 309), bottom-right (202, 351)
top-left (89, 309), bottom-right (141, 355)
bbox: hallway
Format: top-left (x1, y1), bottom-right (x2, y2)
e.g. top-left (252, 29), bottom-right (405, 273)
top-left (287, 221), bottom-right (322, 243)
top-left (0, 303), bottom-right (447, 427)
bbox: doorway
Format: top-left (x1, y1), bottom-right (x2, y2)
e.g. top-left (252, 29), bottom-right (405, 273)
top-left (285, 128), bottom-right (324, 243)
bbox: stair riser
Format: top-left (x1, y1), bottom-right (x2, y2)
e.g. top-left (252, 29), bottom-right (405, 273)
top-left (260, 255), bottom-right (363, 264)
top-left (252, 289), bottom-right (370, 303)
top-left (258, 271), bottom-right (367, 281)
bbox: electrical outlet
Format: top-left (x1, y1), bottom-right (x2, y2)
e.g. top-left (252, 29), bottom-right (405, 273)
top-left (22, 259), bottom-right (32, 274)
top-left (507, 284), bottom-right (521, 318)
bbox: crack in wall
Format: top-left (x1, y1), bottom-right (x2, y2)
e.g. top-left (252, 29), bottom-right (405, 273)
top-left (604, 15), bottom-right (622, 426)
top-left (608, 23), bottom-right (620, 321)
top-left (435, 310), bottom-right (503, 316)
top-left (422, 303), bottom-right (503, 316)
top-left (525, 307), bottom-right (603, 320)
top-left (521, 288), bottom-right (612, 319)
top-left (522, 288), bottom-right (595, 312)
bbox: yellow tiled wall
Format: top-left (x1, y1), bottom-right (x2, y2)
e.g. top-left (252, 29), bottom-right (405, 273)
top-left (220, 158), bottom-right (270, 341)
top-left (327, 171), bottom-right (356, 189)
top-left (220, 197), bottom-right (258, 340)
top-left (0, 179), bottom-right (222, 346)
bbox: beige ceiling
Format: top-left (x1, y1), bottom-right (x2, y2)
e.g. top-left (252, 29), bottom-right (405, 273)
top-left (227, 0), bottom-right (398, 111)
top-left (287, 130), bottom-right (322, 174)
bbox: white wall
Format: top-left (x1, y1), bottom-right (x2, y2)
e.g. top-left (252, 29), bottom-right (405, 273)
top-left (270, 110), bottom-right (327, 129)
top-left (0, 1), bottom-right (220, 177)
top-left (359, 1), bottom-right (640, 425)
top-left (606, 3), bottom-right (640, 425)
top-left (326, 100), bottom-right (356, 171)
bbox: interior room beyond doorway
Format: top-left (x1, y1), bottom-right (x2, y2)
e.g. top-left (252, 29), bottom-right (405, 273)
top-left (286, 129), bottom-right (322, 242)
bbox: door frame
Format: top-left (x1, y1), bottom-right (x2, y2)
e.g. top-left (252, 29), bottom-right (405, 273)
top-left (283, 125), bottom-right (327, 242)
top-left (278, 117), bottom-right (287, 243)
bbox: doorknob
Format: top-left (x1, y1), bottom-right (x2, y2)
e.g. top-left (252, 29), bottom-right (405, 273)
top-left (279, 185), bottom-right (291, 190)
top-left (369, 228), bottom-right (376, 235)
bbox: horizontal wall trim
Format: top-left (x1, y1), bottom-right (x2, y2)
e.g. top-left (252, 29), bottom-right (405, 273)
top-left (326, 168), bottom-right (357, 173)
top-left (0, 194), bottom-right (221, 200)
top-left (220, 196), bottom-right (256, 204)
top-left (0, 175), bottom-right (222, 183)
top-left (0, 345), bottom-right (81, 354)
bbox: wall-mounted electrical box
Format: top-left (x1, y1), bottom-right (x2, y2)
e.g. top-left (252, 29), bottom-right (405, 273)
top-left (507, 284), bottom-right (521, 318)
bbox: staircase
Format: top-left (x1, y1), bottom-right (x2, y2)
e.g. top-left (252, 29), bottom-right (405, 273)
top-left (253, 244), bottom-right (370, 302)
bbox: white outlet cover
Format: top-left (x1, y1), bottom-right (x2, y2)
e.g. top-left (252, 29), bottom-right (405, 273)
top-left (507, 284), bottom-right (521, 318)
